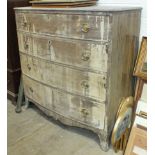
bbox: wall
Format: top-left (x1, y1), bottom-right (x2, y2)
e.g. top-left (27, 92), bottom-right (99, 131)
top-left (97, 0), bottom-right (147, 41)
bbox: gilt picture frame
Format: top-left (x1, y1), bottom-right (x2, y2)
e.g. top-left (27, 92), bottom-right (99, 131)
top-left (134, 37), bottom-right (147, 80)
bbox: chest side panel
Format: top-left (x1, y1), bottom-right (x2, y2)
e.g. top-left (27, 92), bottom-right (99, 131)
top-left (105, 11), bottom-right (141, 134)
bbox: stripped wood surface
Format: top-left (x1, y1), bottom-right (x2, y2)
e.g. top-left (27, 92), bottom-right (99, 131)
top-left (105, 11), bottom-right (141, 135)
top-left (15, 7), bottom-right (141, 151)
top-left (20, 53), bottom-right (107, 102)
top-left (15, 13), bottom-right (110, 41)
top-left (23, 75), bottom-right (106, 129)
top-left (17, 32), bottom-right (108, 73)
top-left (14, 6), bottom-right (142, 13)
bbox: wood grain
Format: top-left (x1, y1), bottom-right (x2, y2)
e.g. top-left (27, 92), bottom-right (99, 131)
top-left (15, 7), bottom-right (141, 151)
top-left (105, 11), bottom-right (141, 136)
top-left (20, 53), bottom-right (107, 102)
top-left (15, 12), bottom-right (110, 41)
top-left (17, 32), bottom-right (108, 73)
top-left (124, 126), bottom-right (147, 155)
top-left (23, 75), bottom-right (106, 129)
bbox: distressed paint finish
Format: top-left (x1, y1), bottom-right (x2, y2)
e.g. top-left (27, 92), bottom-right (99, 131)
top-left (23, 75), bottom-right (106, 129)
top-left (15, 6), bottom-right (141, 151)
top-left (20, 53), bottom-right (107, 102)
top-left (15, 13), bottom-right (110, 41)
top-left (17, 32), bottom-right (108, 73)
top-left (105, 11), bottom-right (141, 136)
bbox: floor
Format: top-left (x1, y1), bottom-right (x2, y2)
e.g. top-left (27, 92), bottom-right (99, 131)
top-left (8, 100), bottom-right (122, 155)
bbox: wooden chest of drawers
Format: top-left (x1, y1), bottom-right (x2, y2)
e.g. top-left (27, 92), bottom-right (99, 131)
top-left (15, 6), bottom-right (141, 151)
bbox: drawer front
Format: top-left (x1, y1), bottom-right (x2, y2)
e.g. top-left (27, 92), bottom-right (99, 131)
top-left (18, 33), bottom-right (108, 72)
top-left (15, 12), bottom-right (110, 41)
top-left (23, 75), bottom-right (52, 108)
top-left (20, 54), bottom-right (106, 102)
top-left (23, 75), bottom-right (105, 129)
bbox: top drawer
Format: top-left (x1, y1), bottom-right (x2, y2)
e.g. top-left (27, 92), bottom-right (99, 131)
top-left (15, 12), bottom-right (110, 41)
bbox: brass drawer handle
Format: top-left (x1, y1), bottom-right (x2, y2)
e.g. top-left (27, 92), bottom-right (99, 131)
top-left (29, 87), bottom-right (33, 93)
top-left (81, 80), bottom-right (89, 89)
top-left (21, 22), bottom-right (31, 30)
top-left (81, 108), bottom-right (89, 116)
top-left (81, 23), bottom-right (90, 33)
top-left (24, 43), bottom-right (29, 50)
top-left (27, 64), bottom-right (31, 70)
top-left (21, 22), bottom-right (27, 28)
top-left (81, 52), bottom-right (91, 61)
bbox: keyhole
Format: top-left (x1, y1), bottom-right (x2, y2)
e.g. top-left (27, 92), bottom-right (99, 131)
top-left (48, 40), bottom-right (52, 50)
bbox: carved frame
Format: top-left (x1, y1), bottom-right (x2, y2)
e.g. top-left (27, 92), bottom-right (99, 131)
top-left (133, 37), bottom-right (147, 81)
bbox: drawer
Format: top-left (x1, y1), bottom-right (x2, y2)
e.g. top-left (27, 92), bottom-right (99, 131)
top-left (20, 54), bottom-right (107, 102)
top-left (23, 75), bottom-right (105, 129)
top-left (23, 74), bottom-right (52, 107)
top-left (18, 32), bottom-right (108, 72)
top-left (15, 12), bottom-right (110, 41)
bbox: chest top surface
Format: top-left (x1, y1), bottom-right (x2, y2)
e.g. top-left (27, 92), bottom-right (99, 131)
top-left (14, 6), bottom-right (142, 14)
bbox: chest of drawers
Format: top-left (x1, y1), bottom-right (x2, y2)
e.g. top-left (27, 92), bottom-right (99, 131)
top-left (15, 6), bottom-right (141, 151)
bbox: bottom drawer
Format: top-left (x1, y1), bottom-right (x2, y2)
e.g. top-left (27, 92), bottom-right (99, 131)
top-left (23, 75), bottom-right (106, 129)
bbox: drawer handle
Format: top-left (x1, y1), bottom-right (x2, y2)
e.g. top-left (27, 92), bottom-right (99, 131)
top-left (27, 64), bottom-right (31, 70)
top-left (29, 87), bottom-right (33, 93)
top-left (81, 108), bottom-right (89, 116)
top-left (21, 22), bottom-right (27, 28)
top-left (81, 52), bottom-right (91, 61)
top-left (21, 22), bottom-right (31, 30)
top-left (81, 23), bottom-right (90, 33)
top-left (81, 81), bottom-right (89, 89)
top-left (24, 43), bottom-right (29, 50)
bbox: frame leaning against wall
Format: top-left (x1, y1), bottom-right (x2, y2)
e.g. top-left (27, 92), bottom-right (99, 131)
top-left (133, 36), bottom-right (147, 81)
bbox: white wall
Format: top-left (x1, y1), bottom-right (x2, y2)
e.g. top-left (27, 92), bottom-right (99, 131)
top-left (97, 0), bottom-right (147, 41)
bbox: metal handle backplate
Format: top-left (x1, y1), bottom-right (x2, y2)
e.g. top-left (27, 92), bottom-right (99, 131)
top-left (29, 87), bottom-right (33, 93)
top-left (81, 108), bottom-right (89, 116)
top-left (81, 80), bottom-right (89, 89)
top-left (27, 64), bottom-right (31, 70)
top-left (21, 22), bottom-right (27, 28)
top-left (24, 43), bottom-right (29, 50)
top-left (21, 21), bottom-right (31, 29)
top-left (81, 52), bottom-right (91, 61)
top-left (81, 23), bottom-right (90, 33)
